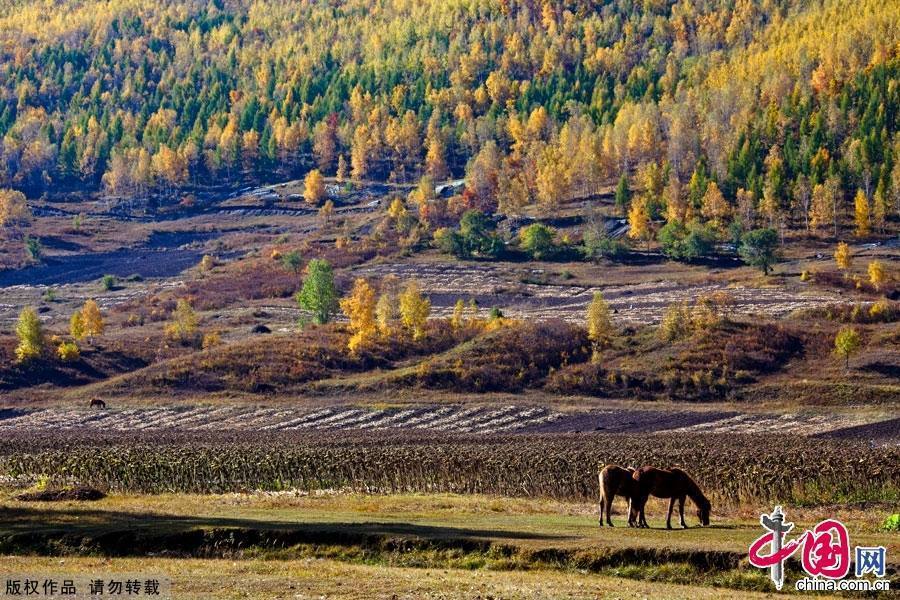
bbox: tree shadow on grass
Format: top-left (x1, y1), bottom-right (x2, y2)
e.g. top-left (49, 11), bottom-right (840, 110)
top-left (0, 505), bottom-right (567, 557)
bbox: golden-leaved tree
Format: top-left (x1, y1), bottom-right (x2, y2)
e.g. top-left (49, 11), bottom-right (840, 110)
top-left (304, 169), bottom-right (326, 206)
top-left (81, 299), bottom-right (104, 343)
top-left (0, 189), bottom-right (30, 228)
top-left (399, 281), bottom-right (430, 340)
top-left (340, 278), bottom-right (377, 352)
top-left (15, 306), bottom-right (44, 362)
top-left (586, 292), bottom-right (614, 361)
top-left (834, 242), bottom-right (852, 272)
top-left (853, 189), bottom-right (870, 236)
top-left (627, 197), bottom-right (652, 249)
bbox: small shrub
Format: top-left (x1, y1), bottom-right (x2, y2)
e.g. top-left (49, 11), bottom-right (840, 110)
top-left (883, 514), bottom-right (900, 532)
top-left (658, 303), bottom-right (692, 341)
top-left (806, 301), bottom-right (899, 324)
top-left (24, 235), bottom-right (42, 262)
top-left (165, 299), bottom-right (201, 346)
top-left (281, 250), bottom-right (303, 273)
top-left (202, 331), bottom-right (222, 349)
top-left (582, 228), bottom-right (626, 260)
top-left (57, 341), bottom-right (80, 362)
top-left (100, 275), bottom-right (117, 291)
top-left (199, 254), bottom-right (217, 272)
top-left (658, 221), bottom-right (716, 262)
top-left (518, 223), bottom-right (556, 259)
top-left (869, 300), bottom-right (897, 322)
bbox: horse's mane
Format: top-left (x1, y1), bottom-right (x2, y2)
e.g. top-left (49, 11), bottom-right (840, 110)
top-left (671, 467), bottom-right (710, 506)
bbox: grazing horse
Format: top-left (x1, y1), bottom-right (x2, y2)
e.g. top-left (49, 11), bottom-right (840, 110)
top-left (630, 466), bottom-right (711, 529)
top-left (89, 398), bottom-right (106, 409)
top-left (597, 464), bottom-right (638, 527)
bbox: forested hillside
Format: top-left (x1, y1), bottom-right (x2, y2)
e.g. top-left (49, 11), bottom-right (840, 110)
top-left (0, 0), bottom-right (897, 235)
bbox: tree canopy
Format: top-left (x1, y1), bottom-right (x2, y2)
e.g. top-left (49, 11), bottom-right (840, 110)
top-left (0, 0), bottom-right (893, 244)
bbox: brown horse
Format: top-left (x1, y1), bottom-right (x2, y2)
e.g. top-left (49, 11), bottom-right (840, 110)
top-left (597, 464), bottom-right (638, 527)
top-left (630, 466), bottom-right (711, 529)
top-left (89, 398), bottom-right (106, 409)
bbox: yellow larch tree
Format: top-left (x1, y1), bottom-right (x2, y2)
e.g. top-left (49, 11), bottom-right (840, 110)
top-left (872, 184), bottom-right (887, 234)
top-left (810, 182), bottom-right (835, 235)
top-left (319, 200), bottom-right (334, 227)
top-left (399, 281), bottom-right (431, 340)
top-left (451, 298), bottom-right (466, 331)
top-left (304, 169), bottom-right (326, 206)
top-left (81, 299), bottom-right (104, 343)
top-left (374, 275), bottom-right (401, 336)
top-left (165, 299), bottom-right (199, 344)
top-left (340, 278), bottom-right (377, 352)
top-left (867, 260), bottom-right (886, 291)
top-left (70, 310), bottom-right (85, 341)
top-left (627, 197), bottom-right (652, 249)
top-left (700, 181), bottom-right (730, 231)
top-left (834, 242), bottom-right (852, 272)
top-left (15, 306), bottom-right (44, 362)
top-left (0, 189), bottom-right (31, 227)
top-left (853, 189), bottom-right (870, 236)
top-left (586, 292), bottom-right (614, 361)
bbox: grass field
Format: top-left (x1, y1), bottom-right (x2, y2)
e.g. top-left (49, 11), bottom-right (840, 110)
top-left (1, 492), bottom-right (896, 597)
top-left (0, 556), bottom-right (801, 600)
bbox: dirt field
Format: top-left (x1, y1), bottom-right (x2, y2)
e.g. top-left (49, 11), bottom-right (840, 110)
top-left (355, 260), bottom-right (843, 323)
top-left (1, 403), bottom-right (896, 442)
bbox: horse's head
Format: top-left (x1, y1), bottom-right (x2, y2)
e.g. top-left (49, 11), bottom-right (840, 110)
top-left (696, 497), bottom-right (711, 526)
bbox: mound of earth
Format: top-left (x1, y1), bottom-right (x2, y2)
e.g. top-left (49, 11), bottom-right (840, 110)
top-left (16, 486), bottom-right (106, 502)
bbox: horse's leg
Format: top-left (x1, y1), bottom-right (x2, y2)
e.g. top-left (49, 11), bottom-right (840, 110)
top-left (639, 497), bottom-right (649, 528)
top-left (679, 496), bottom-right (687, 528)
top-left (606, 496), bottom-right (616, 526)
top-left (666, 497), bottom-right (675, 530)
top-left (598, 491), bottom-right (605, 527)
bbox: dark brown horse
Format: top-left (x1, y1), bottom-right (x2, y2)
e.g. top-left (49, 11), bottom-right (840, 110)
top-left (597, 464), bottom-right (638, 527)
top-left (630, 466), bottom-right (711, 529)
top-left (89, 398), bottom-right (106, 409)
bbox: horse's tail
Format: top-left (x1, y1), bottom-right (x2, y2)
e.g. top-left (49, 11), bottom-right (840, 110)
top-left (598, 466), bottom-right (610, 523)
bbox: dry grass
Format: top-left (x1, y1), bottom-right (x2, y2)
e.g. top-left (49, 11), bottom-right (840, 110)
top-left (0, 555), bottom-right (795, 600)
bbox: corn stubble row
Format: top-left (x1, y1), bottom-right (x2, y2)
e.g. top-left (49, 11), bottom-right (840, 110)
top-left (1, 431), bottom-right (896, 505)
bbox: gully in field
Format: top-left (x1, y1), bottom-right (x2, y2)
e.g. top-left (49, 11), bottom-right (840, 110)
top-left (597, 464), bottom-right (638, 527)
top-left (630, 466), bottom-right (711, 529)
